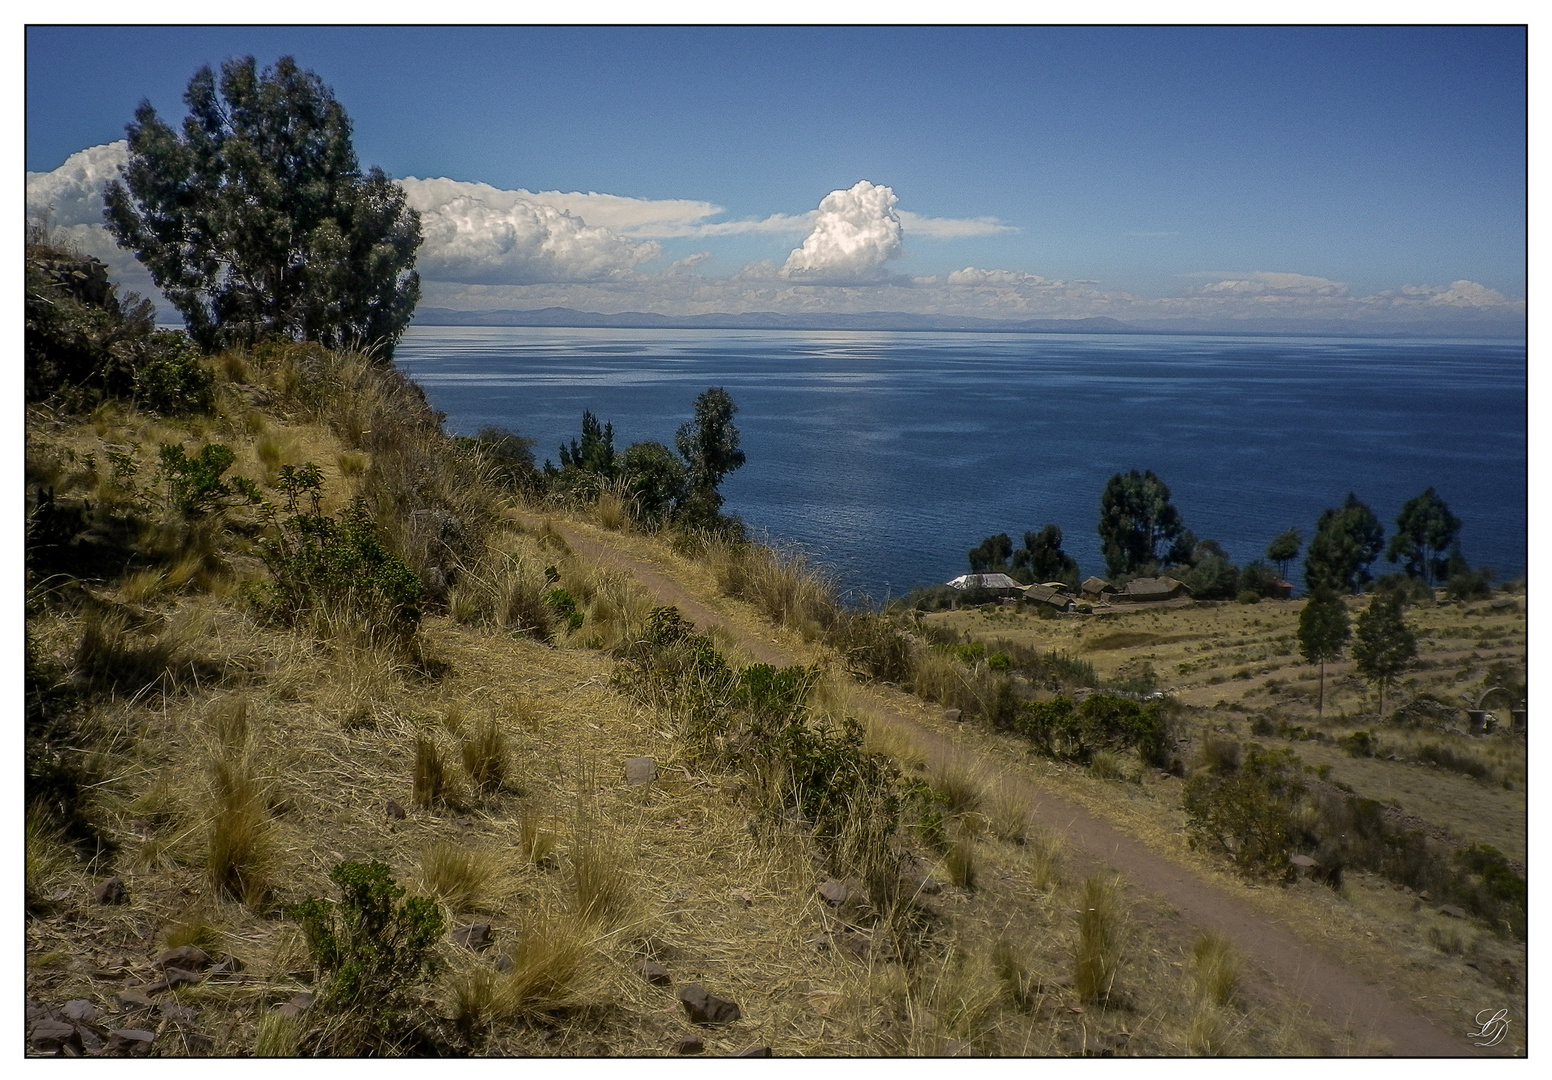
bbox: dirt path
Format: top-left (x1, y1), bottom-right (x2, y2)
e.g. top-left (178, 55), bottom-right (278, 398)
top-left (543, 518), bottom-right (1499, 1057)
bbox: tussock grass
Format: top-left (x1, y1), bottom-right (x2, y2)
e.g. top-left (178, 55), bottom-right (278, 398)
top-left (705, 535), bottom-right (840, 639)
top-left (930, 758), bottom-right (983, 815)
top-left (25, 805), bottom-right (75, 913)
top-left (1188, 931), bottom-right (1241, 1007)
top-left (1073, 875), bottom-right (1124, 1003)
top-left (496, 909), bottom-right (590, 1015)
top-left (864, 717), bottom-right (928, 773)
top-left (571, 830), bottom-right (634, 929)
top-left (594, 490), bottom-right (630, 532)
top-left (1187, 1005), bottom-right (1234, 1055)
top-left (205, 752), bottom-right (272, 907)
top-left (518, 809), bottom-right (559, 867)
top-left (985, 782), bottom-right (1031, 845)
top-left (336, 450), bottom-right (369, 479)
top-left (417, 840), bottom-right (499, 912)
top-left (253, 1011), bottom-right (304, 1057)
top-left (459, 718), bottom-right (510, 795)
top-left (412, 736), bottom-right (453, 809)
top-left (1089, 748), bottom-right (1125, 780)
top-left (945, 835), bottom-right (978, 889)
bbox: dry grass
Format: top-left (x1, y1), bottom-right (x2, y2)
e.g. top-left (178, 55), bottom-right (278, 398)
top-left (253, 1011), bottom-right (304, 1057)
top-left (416, 840), bottom-right (499, 912)
top-left (1189, 931), bottom-right (1241, 1007)
top-left (930, 757), bottom-right (984, 815)
top-left (204, 752), bottom-right (273, 907)
top-left (459, 718), bottom-right (510, 795)
top-left (704, 535), bottom-right (840, 639)
top-left (1073, 875), bottom-right (1124, 1003)
top-left (594, 490), bottom-right (630, 532)
top-left (412, 736), bottom-right (453, 808)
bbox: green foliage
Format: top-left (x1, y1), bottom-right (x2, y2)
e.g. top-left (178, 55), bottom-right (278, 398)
top-left (256, 469), bottom-right (422, 641)
top-left (1350, 593), bottom-right (1417, 716)
top-left (1304, 493), bottom-right (1384, 593)
top-left (1003, 694), bottom-right (1171, 767)
top-left (675, 387), bottom-right (746, 524)
top-left (967, 533), bottom-right (1013, 574)
top-left (619, 440), bottom-right (688, 526)
top-left (133, 331), bottom-right (214, 413)
top-left (1297, 585), bottom-right (1351, 717)
top-left (292, 860), bottom-right (445, 1054)
top-left (158, 442), bottom-right (262, 518)
top-left (833, 612), bottom-right (915, 683)
top-left (555, 410), bottom-right (617, 479)
top-left (457, 427), bottom-right (541, 496)
top-left (1239, 559), bottom-right (1284, 598)
top-left (1265, 529), bottom-right (1301, 581)
top-left (1339, 729), bottom-right (1377, 757)
top-left (1097, 469), bottom-right (1188, 577)
top-left (1386, 487), bottom-right (1461, 586)
top-left (104, 56), bottom-right (421, 356)
top-left (544, 588), bottom-right (584, 633)
top-left (1445, 562), bottom-right (1495, 602)
top-left (1012, 523), bottom-right (1080, 586)
top-left (1179, 549), bottom-right (1240, 601)
top-left (1182, 744), bottom-right (1306, 876)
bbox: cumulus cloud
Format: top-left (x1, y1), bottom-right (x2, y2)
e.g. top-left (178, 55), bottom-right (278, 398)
top-left (401, 178), bottom-right (659, 284)
top-left (1198, 271), bottom-right (1350, 297)
top-left (26, 141), bottom-right (158, 294)
top-left (781, 180), bottom-right (904, 284)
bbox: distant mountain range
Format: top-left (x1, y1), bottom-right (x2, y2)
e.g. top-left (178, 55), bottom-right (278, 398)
top-left (411, 306), bottom-right (1525, 339)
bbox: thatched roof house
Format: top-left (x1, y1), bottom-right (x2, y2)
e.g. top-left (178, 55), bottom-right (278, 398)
top-left (946, 573), bottom-right (1024, 597)
top-left (1080, 576), bottom-right (1116, 601)
top-left (1022, 583), bottom-right (1076, 612)
top-left (1117, 576), bottom-right (1192, 602)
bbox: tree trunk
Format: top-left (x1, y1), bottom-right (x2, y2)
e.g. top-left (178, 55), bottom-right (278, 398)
top-left (1317, 659), bottom-right (1325, 720)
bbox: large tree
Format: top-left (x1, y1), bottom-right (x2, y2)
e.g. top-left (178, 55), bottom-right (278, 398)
top-left (1265, 529), bottom-right (1301, 582)
top-left (675, 387), bottom-right (746, 523)
top-left (103, 56), bottom-right (421, 356)
top-left (1351, 593), bottom-right (1417, 718)
top-left (968, 533), bottom-right (1014, 575)
top-left (1013, 524), bottom-right (1080, 586)
top-left (1097, 470), bottom-right (1188, 578)
top-left (1386, 487), bottom-right (1462, 587)
top-left (1297, 586), bottom-right (1351, 719)
top-left (1303, 493), bottom-right (1384, 594)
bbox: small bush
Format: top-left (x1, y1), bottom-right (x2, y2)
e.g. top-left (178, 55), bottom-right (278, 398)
top-left (134, 332), bottom-right (214, 414)
top-left (1236, 590), bottom-right (1261, 605)
top-left (1416, 741), bottom-right (1492, 780)
top-left (158, 442), bottom-right (261, 518)
top-left (291, 860), bottom-right (445, 1055)
top-left (1182, 744), bottom-right (1305, 876)
top-left (1340, 729), bottom-right (1378, 757)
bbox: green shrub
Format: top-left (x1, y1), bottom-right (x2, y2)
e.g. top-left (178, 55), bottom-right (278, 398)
top-left (1182, 744), bottom-right (1306, 876)
top-left (1004, 694), bottom-right (1172, 767)
top-left (1340, 729), bottom-right (1378, 757)
top-left (292, 860), bottom-right (445, 1055)
top-left (158, 442), bottom-right (261, 518)
top-left (544, 587), bottom-right (584, 633)
top-left (134, 332), bottom-right (214, 414)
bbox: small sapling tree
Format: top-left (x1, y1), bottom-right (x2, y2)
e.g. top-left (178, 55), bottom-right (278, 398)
top-left (1297, 586), bottom-right (1350, 719)
top-left (1351, 592), bottom-right (1417, 719)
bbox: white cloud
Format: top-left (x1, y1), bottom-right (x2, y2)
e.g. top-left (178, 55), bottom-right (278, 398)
top-left (897, 210), bottom-right (1015, 239)
top-left (1390, 280), bottom-right (1521, 310)
top-left (26, 141), bottom-right (158, 297)
top-left (781, 180), bottom-right (904, 284)
top-left (401, 178), bottom-right (659, 284)
top-left (1198, 271), bottom-right (1350, 297)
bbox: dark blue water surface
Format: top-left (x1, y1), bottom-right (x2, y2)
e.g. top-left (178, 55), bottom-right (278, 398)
top-left (394, 326), bottom-right (1526, 603)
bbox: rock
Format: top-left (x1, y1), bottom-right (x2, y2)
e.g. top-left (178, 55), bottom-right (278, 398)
top-left (180, 1031), bottom-right (216, 1055)
top-left (451, 923), bottom-right (493, 952)
top-left (817, 879), bottom-right (848, 905)
top-left (155, 945), bottom-right (212, 971)
top-left (95, 877), bottom-right (128, 905)
top-left (145, 967), bottom-right (201, 993)
top-left (943, 709), bottom-right (963, 723)
top-left (384, 798), bottom-right (407, 820)
top-left (638, 960), bottom-right (672, 986)
top-left (76, 1026), bottom-right (105, 1054)
top-left (113, 989), bottom-right (154, 1013)
top-left (1438, 904), bottom-right (1469, 919)
top-left (734, 1045), bottom-right (773, 1057)
top-left (207, 955), bottom-right (245, 977)
top-left (29, 1019), bottom-right (82, 1054)
top-left (624, 756), bottom-right (658, 786)
top-left (26, 999), bottom-right (54, 1023)
top-left (159, 1001), bottom-right (200, 1025)
top-left (1289, 854), bottom-right (1317, 870)
top-left (678, 983), bottom-right (742, 1025)
top-left (674, 1034), bottom-right (705, 1055)
top-left (277, 992), bottom-right (316, 1020)
top-left (61, 999), bottom-right (99, 1024)
top-left (730, 890), bottom-right (753, 907)
top-left (106, 1028), bottom-right (156, 1056)
top-left (915, 877), bottom-right (943, 896)
top-left (494, 955), bottom-right (514, 974)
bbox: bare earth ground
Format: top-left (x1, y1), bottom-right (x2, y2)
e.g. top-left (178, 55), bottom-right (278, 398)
top-left (540, 517), bottom-right (1514, 1057)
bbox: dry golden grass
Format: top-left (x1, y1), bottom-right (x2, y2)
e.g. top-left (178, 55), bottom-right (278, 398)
top-left (205, 751), bottom-right (273, 907)
top-left (416, 840), bottom-right (500, 912)
top-left (1188, 931), bottom-right (1241, 1006)
top-left (1073, 875), bottom-right (1125, 1003)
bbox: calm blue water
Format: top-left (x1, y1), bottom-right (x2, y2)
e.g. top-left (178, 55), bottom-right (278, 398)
top-left (394, 326), bottom-right (1526, 603)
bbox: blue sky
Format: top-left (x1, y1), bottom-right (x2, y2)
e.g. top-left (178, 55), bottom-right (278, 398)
top-left (25, 24), bottom-right (1527, 331)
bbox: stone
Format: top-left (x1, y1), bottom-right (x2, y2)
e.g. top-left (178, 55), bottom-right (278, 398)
top-left (494, 954), bottom-right (514, 973)
top-left (1438, 904), bottom-right (1469, 919)
top-left (730, 890), bottom-right (753, 907)
top-left (734, 1045), bottom-right (773, 1057)
top-left (916, 877), bottom-right (943, 896)
top-left (1289, 854), bottom-right (1317, 870)
top-left (278, 992), bottom-right (316, 1019)
top-left (452, 923), bottom-right (493, 952)
top-left (384, 798), bottom-right (407, 820)
top-left (114, 989), bottom-right (154, 1012)
top-left (943, 709), bottom-right (963, 723)
top-left (76, 1026), bottom-right (105, 1054)
top-left (155, 945), bottom-right (212, 971)
top-left (817, 879), bottom-right (848, 905)
top-left (678, 983), bottom-right (742, 1025)
top-left (95, 877), bottom-right (128, 905)
top-left (624, 756), bottom-right (658, 786)
top-left (26, 999), bottom-right (54, 1023)
top-left (638, 960), bottom-right (672, 986)
top-left (674, 1034), bottom-right (705, 1055)
top-left (30, 1019), bottom-right (82, 1054)
top-left (145, 967), bottom-right (201, 993)
top-left (61, 999), bottom-right (99, 1024)
top-left (159, 1001), bottom-right (200, 1025)
top-left (106, 1028), bottom-right (156, 1056)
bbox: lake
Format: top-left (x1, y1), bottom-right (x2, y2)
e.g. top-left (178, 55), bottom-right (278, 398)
top-left (393, 325), bottom-right (1527, 603)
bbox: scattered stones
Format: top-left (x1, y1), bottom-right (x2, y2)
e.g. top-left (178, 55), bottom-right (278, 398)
top-left (452, 923), bottom-right (493, 952)
top-left (638, 960), bottom-right (672, 986)
top-left (29, 1019), bottom-right (82, 1054)
top-left (674, 1034), bottom-right (705, 1055)
top-left (155, 945), bottom-right (212, 972)
top-left (61, 999), bottom-right (99, 1024)
top-left (113, 989), bottom-right (154, 1013)
top-left (734, 1045), bottom-right (773, 1057)
top-left (1438, 904), bottom-right (1469, 920)
top-left (145, 967), bottom-right (201, 994)
top-left (817, 879), bottom-right (848, 906)
top-left (624, 756), bottom-right (658, 786)
top-left (95, 877), bottom-right (128, 906)
top-left (943, 709), bottom-right (963, 723)
top-left (106, 1028), bottom-right (156, 1056)
top-left (159, 1001), bottom-right (201, 1025)
top-left (678, 983), bottom-right (742, 1025)
top-left (384, 798), bottom-right (407, 820)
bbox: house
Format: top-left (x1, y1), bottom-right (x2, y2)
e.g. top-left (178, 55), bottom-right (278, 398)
top-left (946, 573), bottom-right (1025, 599)
top-left (1080, 576), bottom-right (1116, 602)
top-left (1271, 579), bottom-right (1295, 599)
top-left (1116, 576), bottom-right (1192, 602)
top-left (1022, 583), bottom-right (1076, 612)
